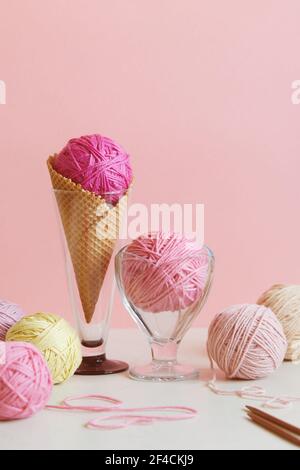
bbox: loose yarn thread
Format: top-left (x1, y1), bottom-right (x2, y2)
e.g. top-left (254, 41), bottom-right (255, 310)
top-left (6, 313), bottom-right (82, 385)
top-left (258, 284), bottom-right (300, 362)
top-left (122, 233), bottom-right (209, 313)
top-left (53, 134), bottom-right (133, 204)
top-left (207, 304), bottom-right (287, 380)
top-left (0, 342), bottom-right (52, 421)
top-left (47, 394), bottom-right (197, 430)
top-left (207, 370), bottom-right (300, 409)
top-left (0, 300), bottom-right (24, 341)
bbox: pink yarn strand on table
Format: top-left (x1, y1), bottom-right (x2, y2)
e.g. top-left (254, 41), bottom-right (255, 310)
top-left (122, 233), bottom-right (209, 313)
top-left (47, 394), bottom-right (197, 430)
top-left (87, 411), bottom-right (197, 431)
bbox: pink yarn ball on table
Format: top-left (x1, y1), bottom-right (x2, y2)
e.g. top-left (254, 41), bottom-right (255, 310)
top-left (0, 342), bottom-right (52, 421)
top-left (0, 300), bottom-right (24, 341)
top-left (207, 304), bottom-right (287, 380)
top-left (121, 233), bottom-right (209, 313)
top-left (53, 134), bottom-right (132, 204)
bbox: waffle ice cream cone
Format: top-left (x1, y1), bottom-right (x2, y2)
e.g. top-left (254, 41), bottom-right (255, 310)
top-left (47, 156), bottom-right (128, 324)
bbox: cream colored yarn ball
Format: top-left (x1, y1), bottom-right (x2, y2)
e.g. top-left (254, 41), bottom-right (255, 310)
top-left (258, 284), bottom-right (300, 362)
top-left (6, 313), bottom-right (82, 384)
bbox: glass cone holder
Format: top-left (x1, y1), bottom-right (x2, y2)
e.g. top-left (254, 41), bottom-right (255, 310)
top-left (115, 244), bottom-right (214, 382)
top-left (53, 188), bottom-right (128, 375)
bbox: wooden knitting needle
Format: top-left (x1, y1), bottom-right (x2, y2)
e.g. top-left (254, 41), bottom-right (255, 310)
top-left (246, 406), bottom-right (300, 436)
top-left (245, 407), bottom-right (300, 447)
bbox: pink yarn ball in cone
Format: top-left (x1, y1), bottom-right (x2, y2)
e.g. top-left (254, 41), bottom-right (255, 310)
top-left (121, 233), bottom-right (209, 313)
top-left (0, 300), bottom-right (24, 341)
top-left (0, 342), bottom-right (52, 421)
top-left (53, 134), bottom-right (132, 204)
top-left (207, 304), bottom-right (287, 380)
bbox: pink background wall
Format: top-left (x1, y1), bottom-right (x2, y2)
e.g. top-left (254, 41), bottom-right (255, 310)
top-left (0, 0), bottom-right (299, 328)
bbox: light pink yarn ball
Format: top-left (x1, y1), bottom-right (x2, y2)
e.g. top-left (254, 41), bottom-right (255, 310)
top-left (0, 342), bottom-right (52, 421)
top-left (0, 300), bottom-right (24, 341)
top-left (121, 233), bottom-right (209, 313)
top-left (53, 134), bottom-right (132, 204)
top-left (207, 304), bottom-right (287, 380)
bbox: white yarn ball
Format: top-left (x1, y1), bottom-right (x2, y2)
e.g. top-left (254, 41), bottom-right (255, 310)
top-left (258, 284), bottom-right (300, 362)
top-left (0, 300), bottom-right (24, 341)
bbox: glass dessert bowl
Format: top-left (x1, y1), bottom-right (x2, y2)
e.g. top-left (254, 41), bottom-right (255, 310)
top-left (115, 242), bottom-right (214, 381)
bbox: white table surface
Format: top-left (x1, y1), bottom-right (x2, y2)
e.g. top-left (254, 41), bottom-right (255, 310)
top-left (1, 328), bottom-right (299, 450)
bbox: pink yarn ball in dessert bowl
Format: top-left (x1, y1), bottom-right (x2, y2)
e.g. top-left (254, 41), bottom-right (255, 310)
top-left (0, 300), bottom-right (24, 341)
top-left (119, 233), bottom-right (210, 313)
top-left (0, 341), bottom-right (52, 421)
top-left (53, 134), bottom-right (133, 204)
top-left (207, 304), bottom-right (287, 380)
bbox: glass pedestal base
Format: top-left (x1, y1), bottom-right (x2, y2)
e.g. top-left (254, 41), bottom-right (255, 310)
top-left (129, 361), bottom-right (200, 382)
top-left (75, 354), bottom-right (129, 376)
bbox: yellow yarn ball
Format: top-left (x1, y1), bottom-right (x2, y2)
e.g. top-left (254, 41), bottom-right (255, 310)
top-left (258, 284), bottom-right (300, 362)
top-left (6, 313), bottom-right (82, 384)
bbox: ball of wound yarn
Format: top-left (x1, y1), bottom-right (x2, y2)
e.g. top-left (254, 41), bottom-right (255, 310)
top-left (0, 300), bottom-right (24, 341)
top-left (258, 284), bottom-right (300, 362)
top-left (121, 233), bottom-right (209, 313)
top-left (53, 134), bottom-right (133, 204)
top-left (6, 313), bottom-right (82, 385)
top-left (0, 341), bottom-right (52, 420)
top-left (207, 304), bottom-right (287, 380)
